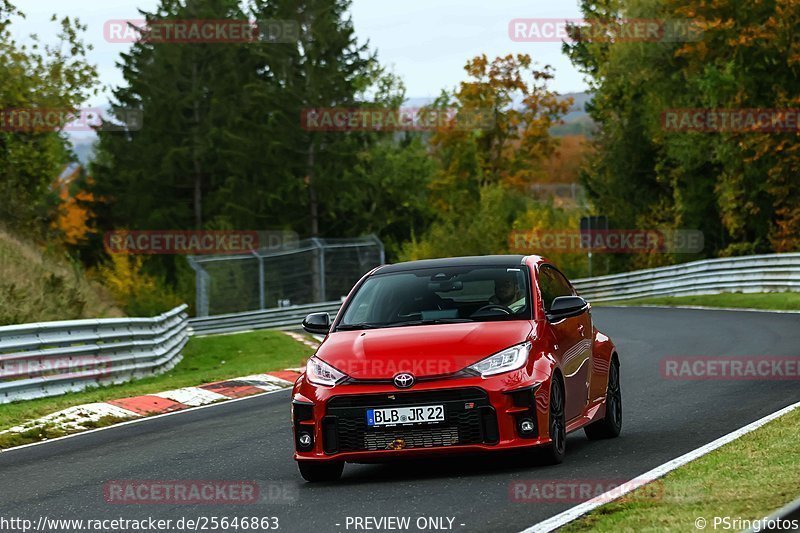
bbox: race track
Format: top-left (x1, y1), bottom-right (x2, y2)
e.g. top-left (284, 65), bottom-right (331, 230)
top-left (2, 308), bottom-right (799, 533)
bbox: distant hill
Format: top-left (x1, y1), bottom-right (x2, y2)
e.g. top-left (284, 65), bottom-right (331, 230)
top-left (66, 91), bottom-right (595, 162)
top-left (407, 92), bottom-right (595, 137)
top-left (69, 136), bottom-right (96, 166)
top-left (552, 91), bottom-right (596, 137)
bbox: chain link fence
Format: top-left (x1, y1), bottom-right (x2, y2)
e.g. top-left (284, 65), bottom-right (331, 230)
top-left (187, 235), bottom-right (385, 317)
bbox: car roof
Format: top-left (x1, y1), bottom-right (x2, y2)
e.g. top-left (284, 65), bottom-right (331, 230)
top-left (375, 255), bottom-right (535, 274)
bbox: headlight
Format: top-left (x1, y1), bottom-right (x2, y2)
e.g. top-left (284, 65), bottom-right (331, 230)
top-left (305, 357), bottom-right (347, 387)
top-left (467, 342), bottom-right (532, 377)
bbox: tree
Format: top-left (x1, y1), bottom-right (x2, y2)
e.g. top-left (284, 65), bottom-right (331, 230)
top-left (667, 0), bottom-right (800, 253)
top-left (565, 0), bottom-right (800, 269)
top-left (0, 0), bottom-right (97, 234)
top-left (248, 0), bottom-right (401, 237)
top-left (91, 0), bottom-right (256, 235)
top-left (401, 54), bottom-right (570, 260)
top-left (341, 135), bottom-right (436, 259)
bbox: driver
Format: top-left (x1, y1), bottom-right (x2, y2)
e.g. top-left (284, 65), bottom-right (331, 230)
top-left (490, 273), bottom-right (526, 312)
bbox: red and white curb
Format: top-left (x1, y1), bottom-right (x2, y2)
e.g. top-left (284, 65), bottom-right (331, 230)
top-left (0, 371), bottom-right (302, 437)
top-left (0, 331), bottom-right (321, 440)
top-left (284, 331), bottom-right (322, 350)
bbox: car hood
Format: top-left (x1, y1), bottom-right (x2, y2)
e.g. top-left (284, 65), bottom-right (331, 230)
top-left (316, 321), bottom-right (533, 380)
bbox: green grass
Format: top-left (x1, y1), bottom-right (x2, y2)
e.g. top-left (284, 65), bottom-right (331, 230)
top-left (0, 330), bottom-right (313, 433)
top-left (597, 292), bottom-right (800, 311)
top-left (562, 407), bottom-right (800, 532)
top-left (0, 415), bottom-right (130, 449)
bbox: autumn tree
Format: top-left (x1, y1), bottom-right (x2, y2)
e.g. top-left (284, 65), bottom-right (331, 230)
top-left (566, 0), bottom-right (800, 268)
top-left (0, 0), bottom-right (97, 234)
top-left (401, 54), bottom-right (570, 260)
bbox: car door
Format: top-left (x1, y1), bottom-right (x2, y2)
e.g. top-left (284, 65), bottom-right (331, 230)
top-left (539, 265), bottom-right (593, 421)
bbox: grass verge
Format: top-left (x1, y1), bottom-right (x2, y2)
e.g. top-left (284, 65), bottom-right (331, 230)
top-left (0, 416), bottom-right (131, 449)
top-left (0, 330), bottom-right (313, 433)
top-left (596, 292), bottom-right (800, 311)
top-left (562, 406), bottom-right (800, 532)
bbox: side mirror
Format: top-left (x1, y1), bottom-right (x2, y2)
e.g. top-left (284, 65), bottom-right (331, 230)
top-left (547, 296), bottom-right (589, 321)
top-left (302, 312), bottom-right (331, 334)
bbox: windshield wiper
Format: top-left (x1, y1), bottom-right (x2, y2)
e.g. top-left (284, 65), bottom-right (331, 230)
top-left (386, 318), bottom-right (472, 328)
top-left (336, 318), bottom-right (471, 331)
top-left (335, 323), bottom-right (384, 331)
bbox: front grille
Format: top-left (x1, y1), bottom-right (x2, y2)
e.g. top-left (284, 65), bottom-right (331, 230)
top-left (365, 426), bottom-right (459, 450)
top-left (328, 388), bottom-right (486, 408)
top-left (324, 388), bottom-right (498, 453)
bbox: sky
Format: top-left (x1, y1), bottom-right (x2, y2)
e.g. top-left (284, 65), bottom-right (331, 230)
top-left (10, 0), bottom-right (588, 109)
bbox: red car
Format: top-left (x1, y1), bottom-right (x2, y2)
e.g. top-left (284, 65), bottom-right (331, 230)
top-left (291, 255), bottom-right (622, 482)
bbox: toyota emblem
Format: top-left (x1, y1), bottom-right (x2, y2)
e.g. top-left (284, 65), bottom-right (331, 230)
top-left (393, 373), bottom-right (415, 389)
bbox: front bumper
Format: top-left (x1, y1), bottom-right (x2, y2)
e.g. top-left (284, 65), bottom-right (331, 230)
top-left (292, 373), bottom-right (552, 463)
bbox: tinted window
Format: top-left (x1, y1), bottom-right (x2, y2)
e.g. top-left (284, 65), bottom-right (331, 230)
top-left (339, 266), bottom-right (531, 329)
top-left (538, 265), bottom-right (574, 312)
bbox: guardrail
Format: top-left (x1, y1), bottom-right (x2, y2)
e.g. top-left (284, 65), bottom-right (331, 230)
top-left (189, 301), bottom-right (342, 336)
top-left (0, 305), bottom-right (189, 404)
top-left (187, 253), bottom-right (800, 336)
top-left (572, 253), bottom-right (800, 302)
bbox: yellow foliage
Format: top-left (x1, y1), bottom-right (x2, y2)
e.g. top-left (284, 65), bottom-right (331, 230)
top-left (95, 254), bottom-right (181, 316)
top-left (97, 254), bottom-right (155, 300)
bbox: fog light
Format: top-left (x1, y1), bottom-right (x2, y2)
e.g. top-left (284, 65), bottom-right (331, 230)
top-left (297, 431), bottom-right (313, 450)
top-left (519, 419), bottom-right (535, 435)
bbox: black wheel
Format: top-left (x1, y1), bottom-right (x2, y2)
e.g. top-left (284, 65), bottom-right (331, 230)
top-left (540, 376), bottom-right (566, 465)
top-left (585, 358), bottom-right (622, 440)
top-left (297, 461), bottom-right (344, 482)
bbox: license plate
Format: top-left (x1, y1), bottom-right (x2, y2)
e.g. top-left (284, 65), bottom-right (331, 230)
top-left (366, 405), bottom-right (445, 427)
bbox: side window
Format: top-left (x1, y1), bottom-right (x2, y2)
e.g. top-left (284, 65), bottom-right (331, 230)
top-left (538, 266), bottom-right (574, 312)
top-left (550, 268), bottom-right (575, 299)
top-left (538, 268), bottom-right (557, 312)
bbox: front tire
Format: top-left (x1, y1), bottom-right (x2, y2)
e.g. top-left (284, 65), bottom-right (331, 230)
top-left (585, 358), bottom-right (622, 440)
top-left (297, 461), bottom-right (344, 482)
top-left (539, 376), bottom-right (566, 465)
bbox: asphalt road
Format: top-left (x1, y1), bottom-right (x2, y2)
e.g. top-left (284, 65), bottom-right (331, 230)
top-left (1, 308), bottom-right (799, 533)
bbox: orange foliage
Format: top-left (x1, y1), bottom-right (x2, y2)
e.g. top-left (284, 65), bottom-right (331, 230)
top-left (53, 165), bottom-right (96, 245)
top-left (542, 135), bottom-right (592, 184)
top-left (669, 0), bottom-right (800, 252)
top-left (427, 54), bottom-right (571, 207)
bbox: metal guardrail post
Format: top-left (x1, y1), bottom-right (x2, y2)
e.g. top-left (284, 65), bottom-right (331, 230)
top-left (252, 249), bottom-right (266, 310)
top-left (371, 233), bottom-right (386, 266)
top-left (187, 256), bottom-right (210, 317)
top-left (310, 237), bottom-right (326, 302)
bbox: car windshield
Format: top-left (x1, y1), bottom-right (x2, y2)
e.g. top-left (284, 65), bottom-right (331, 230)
top-left (337, 266), bottom-right (531, 330)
